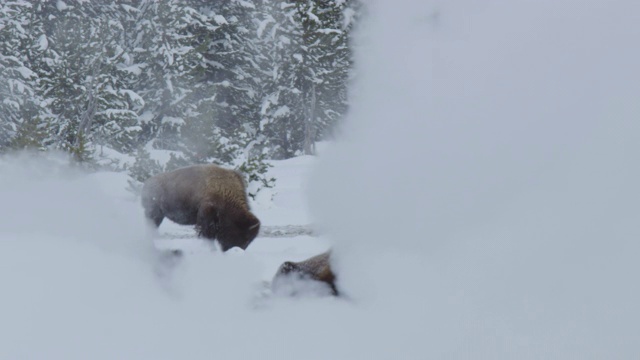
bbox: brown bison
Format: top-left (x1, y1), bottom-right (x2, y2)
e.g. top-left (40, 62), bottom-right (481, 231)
top-left (272, 251), bottom-right (338, 296)
top-left (141, 164), bottom-right (260, 251)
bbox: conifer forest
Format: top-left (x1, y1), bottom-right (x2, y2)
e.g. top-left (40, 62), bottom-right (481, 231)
top-left (0, 1), bottom-right (359, 190)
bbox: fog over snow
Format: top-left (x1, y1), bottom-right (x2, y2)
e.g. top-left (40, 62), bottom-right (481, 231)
top-left (310, 0), bottom-right (640, 357)
top-left (1, 1), bottom-right (640, 359)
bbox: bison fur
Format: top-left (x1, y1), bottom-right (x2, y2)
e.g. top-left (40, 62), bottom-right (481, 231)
top-left (141, 164), bottom-right (260, 251)
top-left (272, 251), bottom-right (338, 296)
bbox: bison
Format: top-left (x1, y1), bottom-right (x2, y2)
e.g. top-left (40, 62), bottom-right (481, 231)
top-left (141, 164), bottom-right (260, 251)
top-left (272, 251), bottom-right (338, 296)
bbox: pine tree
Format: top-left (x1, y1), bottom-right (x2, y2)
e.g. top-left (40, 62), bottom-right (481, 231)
top-left (132, 0), bottom-right (204, 151)
top-left (246, 0), bottom-right (357, 159)
top-left (0, 1), bottom-right (359, 195)
top-left (174, 1), bottom-right (260, 163)
top-left (127, 145), bottom-right (163, 193)
top-left (244, 0), bottom-right (299, 159)
top-left (0, 1), bottom-right (43, 151)
top-left (88, 2), bottom-right (145, 155)
top-left (29, 1), bottom-right (143, 164)
top-left (292, 0), bottom-right (358, 156)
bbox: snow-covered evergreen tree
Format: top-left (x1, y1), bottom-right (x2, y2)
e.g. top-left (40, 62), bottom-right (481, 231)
top-left (132, 0), bottom-right (202, 151)
top-left (172, 0), bottom-right (251, 164)
top-left (291, 0), bottom-right (357, 156)
top-left (308, 0), bottom-right (359, 150)
top-left (0, 1), bottom-right (46, 151)
top-left (247, 0), bottom-right (357, 159)
top-left (27, 1), bottom-right (142, 163)
top-left (0, 0), bottom-right (359, 191)
top-left (127, 145), bottom-right (163, 193)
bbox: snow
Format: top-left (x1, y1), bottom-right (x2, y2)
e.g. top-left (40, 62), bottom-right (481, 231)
top-left (99, 108), bottom-right (136, 118)
top-left (8, 78), bottom-right (26, 94)
top-left (0, 151), bottom-right (334, 360)
top-left (37, 34), bottom-right (48, 50)
top-left (256, 17), bottom-right (273, 38)
top-left (93, 146), bottom-right (135, 169)
top-left (120, 64), bottom-right (145, 76)
top-left (342, 7), bottom-right (356, 30)
top-left (236, 0), bottom-right (255, 10)
top-left (2, 98), bottom-right (19, 109)
top-left (138, 110), bottom-right (154, 123)
top-left (259, 94), bottom-right (276, 115)
top-left (306, 10), bottom-right (320, 24)
top-left (280, 3), bottom-right (295, 10)
top-left (278, 35), bottom-right (291, 45)
top-left (160, 116), bottom-right (184, 126)
top-left (309, 0), bottom-right (640, 358)
top-left (213, 15), bottom-right (228, 25)
top-left (119, 89), bottom-right (144, 106)
top-left (317, 28), bottom-right (341, 35)
top-left (251, 155), bottom-right (316, 227)
top-left (145, 146), bottom-right (179, 167)
top-left (16, 65), bottom-right (35, 79)
top-left (120, 4), bottom-right (139, 14)
top-left (56, 1), bottom-right (68, 12)
top-left (272, 104), bottom-right (290, 118)
top-left (2, 1), bottom-right (640, 359)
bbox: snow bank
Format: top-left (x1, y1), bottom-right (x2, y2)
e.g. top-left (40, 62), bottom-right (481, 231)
top-left (310, 0), bottom-right (640, 358)
top-left (0, 152), bottom-right (150, 258)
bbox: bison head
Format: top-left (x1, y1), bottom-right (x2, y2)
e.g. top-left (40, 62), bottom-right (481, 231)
top-left (217, 210), bottom-right (260, 251)
top-left (197, 203), bottom-right (260, 251)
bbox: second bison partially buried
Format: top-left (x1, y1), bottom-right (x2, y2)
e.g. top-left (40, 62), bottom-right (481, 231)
top-left (141, 164), bottom-right (260, 251)
top-left (272, 251), bottom-right (338, 296)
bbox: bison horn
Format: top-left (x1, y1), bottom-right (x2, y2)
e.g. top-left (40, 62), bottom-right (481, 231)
top-left (249, 222), bottom-right (260, 230)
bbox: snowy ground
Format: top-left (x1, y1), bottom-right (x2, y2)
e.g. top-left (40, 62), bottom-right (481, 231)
top-left (0, 152), bottom-right (342, 360)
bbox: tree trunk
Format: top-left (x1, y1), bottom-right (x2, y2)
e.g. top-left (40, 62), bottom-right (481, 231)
top-left (303, 83), bottom-right (316, 155)
top-left (74, 61), bottom-right (99, 150)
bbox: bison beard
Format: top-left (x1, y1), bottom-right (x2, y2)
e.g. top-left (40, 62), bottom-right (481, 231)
top-left (141, 164), bottom-right (260, 251)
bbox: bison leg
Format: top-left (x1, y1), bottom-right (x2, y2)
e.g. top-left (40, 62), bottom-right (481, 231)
top-left (141, 187), bottom-right (164, 227)
top-left (145, 205), bottom-right (164, 227)
top-left (196, 203), bottom-right (219, 240)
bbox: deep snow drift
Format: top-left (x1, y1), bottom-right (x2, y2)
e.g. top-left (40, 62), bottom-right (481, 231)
top-left (1, 1), bottom-right (640, 359)
top-left (310, 0), bottom-right (640, 358)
